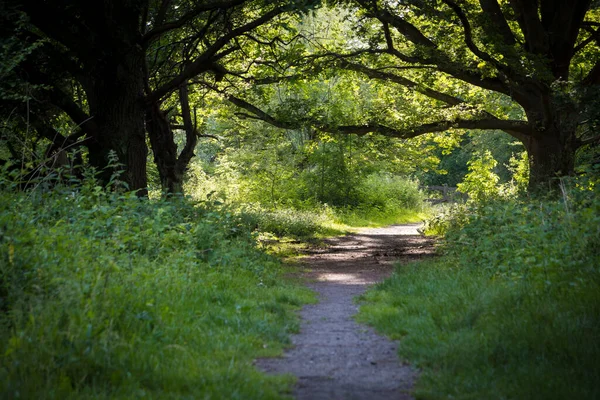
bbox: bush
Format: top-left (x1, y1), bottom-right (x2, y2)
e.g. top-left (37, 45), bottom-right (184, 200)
top-left (0, 184), bottom-right (313, 399)
top-left (355, 173), bottom-right (424, 212)
top-left (237, 205), bottom-right (327, 238)
top-left (358, 176), bottom-right (600, 399)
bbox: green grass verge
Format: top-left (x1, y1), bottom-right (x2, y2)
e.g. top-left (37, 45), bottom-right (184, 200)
top-left (357, 180), bottom-right (600, 400)
top-left (0, 187), bottom-right (315, 399)
top-left (331, 207), bottom-right (428, 228)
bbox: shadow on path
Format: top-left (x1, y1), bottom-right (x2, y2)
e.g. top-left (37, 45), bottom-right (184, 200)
top-left (257, 224), bottom-right (436, 400)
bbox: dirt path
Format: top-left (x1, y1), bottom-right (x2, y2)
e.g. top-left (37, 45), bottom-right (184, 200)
top-left (257, 224), bottom-right (436, 399)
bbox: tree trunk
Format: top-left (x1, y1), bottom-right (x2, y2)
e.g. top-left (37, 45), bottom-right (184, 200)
top-left (75, 1), bottom-right (149, 196)
top-left (146, 104), bottom-right (184, 195)
top-left (525, 131), bottom-right (577, 190)
top-left (520, 92), bottom-right (579, 190)
top-left (82, 58), bottom-right (148, 195)
top-left (145, 84), bottom-right (199, 196)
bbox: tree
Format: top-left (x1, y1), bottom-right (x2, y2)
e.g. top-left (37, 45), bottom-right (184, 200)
top-left (225, 1), bottom-right (600, 190)
top-left (2, 0), bottom-right (313, 194)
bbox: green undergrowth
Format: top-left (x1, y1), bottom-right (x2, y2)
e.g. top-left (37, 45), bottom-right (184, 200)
top-left (332, 207), bottom-right (427, 228)
top-left (236, 203), bottom-right (428, 241)
top-left (0, 183), bottom-right (314, 399)
top-left (357, 177), bottom-right (600, 400)
top-left (189, 171), bottom-right (429, 239)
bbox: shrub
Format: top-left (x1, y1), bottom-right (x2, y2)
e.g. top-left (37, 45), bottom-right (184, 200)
top-left (355, 173), bottom-right (424, 212)
top-left (237, 205), bottom-right (327, 238)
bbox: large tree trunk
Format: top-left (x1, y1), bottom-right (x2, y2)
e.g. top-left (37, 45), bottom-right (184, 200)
top-left (525, 130), bottom-right (577, 190)
top-left (515, 86), bottom-right (580, 190)
top-left (77, 1), bottom-right (149, 196)
top-left (86, 50), bottom-right (148, 196)
top-left (146, 104), bottom-right (184, 195)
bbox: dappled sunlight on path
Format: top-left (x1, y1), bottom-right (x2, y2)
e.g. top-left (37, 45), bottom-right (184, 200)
top-left (257, 223), bottom-right (435, 400)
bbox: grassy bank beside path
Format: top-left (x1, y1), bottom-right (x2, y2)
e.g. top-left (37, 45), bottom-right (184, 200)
top-left (0, 188), bottom-right (314, 399)
top-left (357, 182), bottom-right (600, 399)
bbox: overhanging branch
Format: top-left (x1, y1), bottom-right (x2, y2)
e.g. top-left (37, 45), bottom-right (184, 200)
top-left (224, 90), bottom-right (530, 141)
top-left (340, 61), bottom-right (464, 106)
top-left (329, 118), bottom-right (530, 139)
top-left (147, 5), bottom-right (288, 103)
top-left (143, 0), bottom-right (248, 44)
top-left (442, 0), bottom-right (512, 79)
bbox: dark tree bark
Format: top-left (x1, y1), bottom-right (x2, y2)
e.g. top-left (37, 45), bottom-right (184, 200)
top-left (16, 0), bottom-right (150, 194)
top-left (146, 104), bottom-right (182, 194)
top-left (86, 48), bottom-right (149, 195)
top-left (9, 0), bottom-right (295, 195)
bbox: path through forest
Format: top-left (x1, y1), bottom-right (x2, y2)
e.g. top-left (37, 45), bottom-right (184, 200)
top-left (257, 224), bottom-right (436, 399)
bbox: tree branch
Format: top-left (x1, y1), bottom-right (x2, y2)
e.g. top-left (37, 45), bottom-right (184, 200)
top-left (583, 60), bottom-right (600, 85)
top-left (227, 95), bottom-right (298, 130)
top-left (176, 83), bottom-right (198, 173)
top-left (580, 134), bottom-right (600, 146)
top-left (574, 27), bottom-right (600, 54)
top-left (147, 5), bottom-right (288, 103)
top-left (143, 0), bottom-right (248, 44)
top-left (442, 0), bottom-right (506, 70)
top-left (366, 6), bottom-right (437, 49)
top-left (349, 7), bottom-right (512, 95)
top-left (47, 88), bottom-right (99, 137)
top-left (328, 118), bottom-right (530, 139)
top-left (340, 61), bottom-right (464, 106)
top-left (225, 90), bottom-right (530, 142)
top-left (479, 0), bottom-right (516, 45)
top-left (509, 0), bottom-right (549, 54)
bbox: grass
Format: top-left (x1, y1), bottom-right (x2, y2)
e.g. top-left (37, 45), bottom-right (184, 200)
top-left (331, 207), bottom-right (428, 228)
top-left (0, 185), bottom-right (315, 399)
top-left (232, 202), bottom-right (431, 241)
top-left (188, 171), bottom-right (430, 239)
top-left (356, 178), bottom-right (600, 400)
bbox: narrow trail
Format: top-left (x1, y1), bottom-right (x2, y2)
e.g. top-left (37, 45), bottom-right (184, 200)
top-left (257, 224), bottom-right (436, 400)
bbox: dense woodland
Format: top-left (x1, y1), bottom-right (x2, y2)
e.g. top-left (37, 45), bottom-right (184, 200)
top-left (1, 1), bottom-right (599, 399)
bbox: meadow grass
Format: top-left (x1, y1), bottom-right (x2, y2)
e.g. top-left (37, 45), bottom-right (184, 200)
top-left (357, 178), bottom-right (600, 399)
top-left (0, 186), bottom-right (314, 399)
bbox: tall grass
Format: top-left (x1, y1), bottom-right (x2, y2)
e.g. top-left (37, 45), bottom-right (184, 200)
top-left (0, 182), bottom-right (313, 399)
top-left (357, 177), bottom-right (600, 399)
top-left (188, 170), bottom-right (428, 237)
top-left (332, 173), bottom-right (428, 226)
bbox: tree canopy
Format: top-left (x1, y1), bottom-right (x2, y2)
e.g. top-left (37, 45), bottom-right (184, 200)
top-left (1, 0), bottom-right (599, 193)
top-left (222, 0), bottom-right (600, 189)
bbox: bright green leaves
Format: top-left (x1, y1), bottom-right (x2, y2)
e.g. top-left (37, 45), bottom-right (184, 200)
top-left (457, 150), bottom-right (501, 202)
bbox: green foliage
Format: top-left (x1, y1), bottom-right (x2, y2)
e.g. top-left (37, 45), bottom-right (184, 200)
top-left (358, 176), bottom-right (600, 399)
top-left (332, 173), bottom-right (427, 226)
top-left (456, 150), bottom-right (500, 202)
top-left (0, 183), bottom-right (313, 399)
top-left (356, 172), bottom-right (423, 211)
top-left (420, 203), bottom-right (469, 237)
top-left (417, 130), bottom-right (527, 188)
top-left (185, 118), bottom-right (428, 234)
top-left (238, 205), bottom-right (329, 238)
top-left (505, 150), bottom-right (529, 194)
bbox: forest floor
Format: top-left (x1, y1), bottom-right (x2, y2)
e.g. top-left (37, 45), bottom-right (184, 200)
top-left (256, 224), bottom-right (436, 400)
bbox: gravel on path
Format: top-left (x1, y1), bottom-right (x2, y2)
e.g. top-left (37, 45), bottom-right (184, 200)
top-left (257, 224), bottom-right (436, 400)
